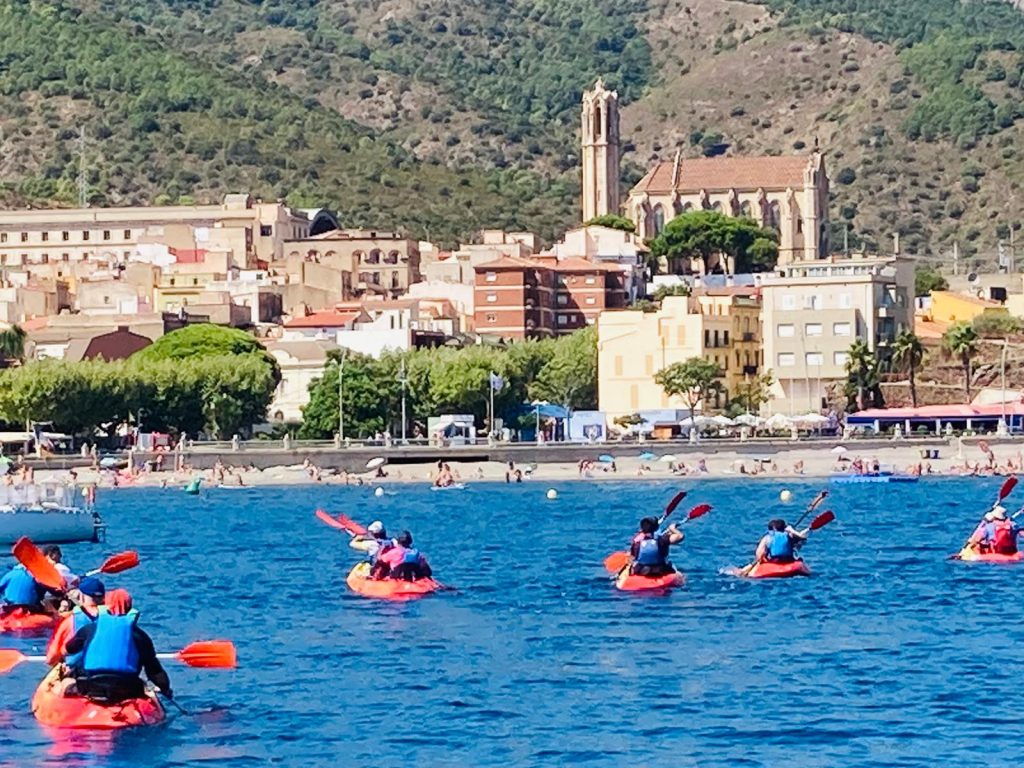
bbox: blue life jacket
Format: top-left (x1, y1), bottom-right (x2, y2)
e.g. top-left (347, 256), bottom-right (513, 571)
top-left (65, 607), bottom-right (96, 668)
top-left (401, 547), bottom-right (422, 566)
top-left (82, 609), bottom-right (141, 676)
top-left (1, 565), bottom-right (43, 607)
top-left (766, 530), bottom-right (794, 560)
top-left (634, 534), bottom-right (665, 566)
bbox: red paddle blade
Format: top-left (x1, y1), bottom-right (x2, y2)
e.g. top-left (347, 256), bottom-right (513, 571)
top-left (662, 491), bottom-right (687, 520)
top-left (315, 509), bottom-right (347, 531)
top-left (99, 551), bottom-right (140, 575)
top-left (335, 514), bottom-right (368, 536)
top-left (810, 510), bottom-right (835, 531)
top-left (687, 503), bottom-right (712, 520)
top-left (0, 650), bottom-right (27, 675)
top-left (176, 641), bottom-right (237, 669)
top-left (12, 537), bottom-right (66, 592)
top-left (603, 551), bottom-right (630, 574)
top-left (998, 476), bottom-right (1018, 501)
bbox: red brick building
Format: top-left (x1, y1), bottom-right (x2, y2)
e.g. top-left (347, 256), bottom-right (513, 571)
top-left (473, 255), bottom-right (626, 339)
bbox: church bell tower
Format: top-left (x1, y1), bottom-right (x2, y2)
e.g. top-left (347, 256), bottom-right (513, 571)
top-left (580, 79), bottom-right (621, 223)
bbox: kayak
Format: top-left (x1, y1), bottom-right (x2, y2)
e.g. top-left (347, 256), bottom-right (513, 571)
top-left (955, 548), bottom-right (1024, 563)
top-left (615, 568), bottom-right (684, 592)
top-left (0, 608), bottom-right (59, 635)
top-left (31, 668), bottom-right (166, 729)
top-left (345, 562), bottom-right (442, 600)
top-left (745, 560), bottom-right (811, 579)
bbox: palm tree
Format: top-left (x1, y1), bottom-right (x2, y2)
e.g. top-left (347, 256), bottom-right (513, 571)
top-left (943, 322), bottom-right (978, 400)
top-left (0, 324), bottom-right (25, 368)
top-left (845, 340), bottom-right (880, 411)
top-left (891, 330), bottom-right (925, 407)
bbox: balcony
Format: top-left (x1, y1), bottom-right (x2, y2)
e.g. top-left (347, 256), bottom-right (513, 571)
top-left (742, 332), bottom-right (755, 342)
top-left (742, 365), bottom-right (758, 376)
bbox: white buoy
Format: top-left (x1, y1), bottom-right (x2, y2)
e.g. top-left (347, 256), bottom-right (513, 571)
top-left (374, 487), bottom-right (385, 498)
top-left (780, 489), bottom-right (793, 503)
top-left (546, 489), bottom-right (558, 500)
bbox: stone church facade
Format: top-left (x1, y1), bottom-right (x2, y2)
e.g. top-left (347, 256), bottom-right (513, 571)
top-left (579, 80), bottom-right (831, 268)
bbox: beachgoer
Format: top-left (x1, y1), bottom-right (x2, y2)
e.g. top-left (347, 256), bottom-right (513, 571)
top-left (754, 519), bottom-right (808, 565)
top-left (64, 589), bottom-right (172, 702)
top-left (0, 564), bottom-right (47, 614)
top-left (375, 531), bottom-right (432, 581)
top-left (969, 506), bottom-right (1021, 555)
top-left (434, 463), bottom-right (454, 488)
top-left (46, 577), bottom-right (105, 666)
top-left (629, 516), bottom-right (683, 577)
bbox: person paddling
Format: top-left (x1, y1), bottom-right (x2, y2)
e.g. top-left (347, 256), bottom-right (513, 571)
top-left (64, 588), bottom-right (173, 703)
top-left (754, 519), bottom-right (808, 565)
top-left (45, 577), bottom-right (105, 667)
top-left (628, 516), bottom-right (684, 577)
top-left (374, 531), bottom-right (432, 581)
top-left (43, 546), bottom-right (76, 588)
top-left (350, 520), bottom-right (395, 562)
top-left (0, 563), bottom-right (48, 616)
top-left (968, 506), bottom-right (1022, 555)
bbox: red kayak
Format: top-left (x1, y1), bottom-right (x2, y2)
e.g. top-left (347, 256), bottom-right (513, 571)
top-left (346, 563), bottom-right (442, 600)
top-left (615, 568), bottom-right (684, 592)
top-left (955, 548), bottom-right (1024, 563)
top-left (0, 608), bottom-right (58, 635)
top-left (745, 560), bottom-right (811, 579)
top-left (32, 669), bottom-right (166, 729)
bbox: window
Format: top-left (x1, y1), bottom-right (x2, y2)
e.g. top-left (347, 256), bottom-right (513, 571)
top-left (41, 232), bottom-right (48, 242)
top-left (124, 229), bottom-right (131, 239)
top-left (0, 233), bottom-right (5, 243)
top-left (805, 323), bottom-right (823, 336)
top-left (169, 278), bottom-right (176, 286)
top-left (833, 322), bottom-right (851, 336)
top-left (40, 253), bottom-right (48, 263)
top-left (838, 293), bottom-right (852, 309)
top-left (0, 255), bottom-right (5, 265)
top-left (486, 313), bottom-right (496, 323)
top-left (371, 272), bottom-right (380, 284)
top-left (806, 352), bottom-right (824, 366)
top-left (585, 276), bottom-right (596, 285)
top-left (61, 253), bottom-right (69, 262)
top-left (19, 232), bottom-right (27, 243)
top-left (557, 294), bottom-right (568, 306)
top-left (558, 314), bottom-right (569, 326)
top-left (585, 297), bottom-right (596, 305)
top-left (102, 230), bottom-right (111, 241)
top-left (713, 330), bottom-right (720, 347)
top-left (778, 353), bottom-right (795, 367)
top-left (704, 330), bottom-right (710, 347)
top-left (260, 225), bottom-right (272, 237)
top-left (192, 278), bottom-right (199, 286)
top-left (486, 294), bottom-right (497, 303)
top-left (485, 272), bottom-right (496, 282)
top-left (723, 330), bottom-right (729, 345)
top-left (781, 294), bottom-right (796, 310)
top-left (61, 231), bottom-right (69, 241)
top-left (82, 231), bottom-right (90, 241)
top-left (777, 323), bottom-right (795, 337)
top-left (804, 295), bottom-right (820, 310)
top-left (834, 351), bottom-right (849, 365)
top-left (103, 295), bottom-right (110, 305)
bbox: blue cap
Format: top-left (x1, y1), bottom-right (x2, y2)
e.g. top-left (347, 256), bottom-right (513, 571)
top-left (77, 576), bottom-right (106, 598)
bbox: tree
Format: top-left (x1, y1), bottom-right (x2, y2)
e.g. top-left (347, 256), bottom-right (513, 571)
top-left (914, 266), bottom-right (948, 296)
top-left (528, 327), bottom-right (598, 411)
top-left (647, 210), bottom-right (778, 275)
top-left (299, 351), bottom-right (400, 439)
top-left (651, 284), bottom-right (690, 302)
top-left (584, 214), bottom-right (635, 233)
top-left (654, 357), bottom-right (724, 433)
top-left (844, 340), bottom-right (884, 411)
top-left (132, 324), bottom-right (266, 363)
top-left (943, 321), bottom-right (978, 399)
top-left (0, 325), bottom-right (26, 368)
top-left (731, 371), bottom-right (774, 415)
top-left (891, 330), bottom-right (925, 407)
top-left (613, 413), bottom-right (646, 432)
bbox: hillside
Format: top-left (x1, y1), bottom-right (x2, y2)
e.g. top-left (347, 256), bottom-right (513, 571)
top-left (3, 0), bottom-right (1024, 255)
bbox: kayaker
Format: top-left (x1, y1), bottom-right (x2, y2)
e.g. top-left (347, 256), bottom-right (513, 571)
top-left (629, 516), bottom-right (684, 577)
top-left (64, 588), bottom-right (173, 702)
top-left (45, 576), bottom-right (105, 667)
top-left (968, 506), bottom-right (1022, 555)
top-left (754, 519), bottom-right (808, 564)
top-left (350, 520), bottom-right (394, 561)
top-left (374, 530), bottom-right (433, 581)
top-left (0, 563), bottom-right (47, 615)
top-left (43, 545), bottom-right (77, 588)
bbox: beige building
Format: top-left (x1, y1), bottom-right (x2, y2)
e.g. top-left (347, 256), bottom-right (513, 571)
top-left (597, 293), bottom-right (760, 421)
top-left (265, 338), bottom-right (339, 423)
top-left (759, 254), bottom-right (913, 414)
top-left (420, 231), bottom-right (538, 285)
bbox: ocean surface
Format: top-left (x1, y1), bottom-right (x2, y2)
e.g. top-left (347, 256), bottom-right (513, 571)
top-left (0, 477), bottom-right (1021, 767)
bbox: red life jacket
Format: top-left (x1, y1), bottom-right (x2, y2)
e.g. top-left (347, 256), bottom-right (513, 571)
top-left (992, 519), bottom-right (1018, 554)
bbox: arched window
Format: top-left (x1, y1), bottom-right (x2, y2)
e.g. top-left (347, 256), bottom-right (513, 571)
top-left (767, 202), bottom-right (781, 230)
top-left (391, 272), bottom-right (400, 289)
top-left (739, 201), bottom-right (753, 219)
top-left (385, 250), bottom-right (400, 264)
top-left (367, 249), bottom-right (381, 264)
top-left (306, 249), bottom-right (320, 262)
top-left (353, 249), bottom-right (365, 262)
top-left (653, 205), bottom-right (666, 234)
top-left (711, 201), bottom-right (723, 213)
top-left (358, 271), bottom-right (370, 283)
top-left (324, 250), bottom-right (336, 260)
top-left (594, 105), bottom-right (602, 138)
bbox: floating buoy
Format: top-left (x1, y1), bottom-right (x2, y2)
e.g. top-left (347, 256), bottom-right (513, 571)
top-left (546, 489), bottom-right (558, 500)
top-left (780, 489), bottom-right (793, 503)
top-left (374, 487), bottom-right (385, 498)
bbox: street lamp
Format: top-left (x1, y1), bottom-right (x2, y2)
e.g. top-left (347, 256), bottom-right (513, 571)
top-left (531, 399), bottom-right (548, 445)
top-left (336, 348), bottom-right (348, 441)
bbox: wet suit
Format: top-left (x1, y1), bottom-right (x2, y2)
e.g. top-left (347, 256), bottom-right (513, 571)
top-left (64, 617), bottom-right (171, 702)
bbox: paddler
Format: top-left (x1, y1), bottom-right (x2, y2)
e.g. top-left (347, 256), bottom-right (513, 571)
top-left (629, 516), bottom-right (684, 577)
top-left (64, 588), bottom-right (173, 702)
top-left (374, 530), bottom-right (433, 581)
top-left (754, 519), bottom-right (808, 565)
top-left (0, 563), bottom-right (48, 616)
top-left (968, 505), bottom-right (1022, 555)
top-left (45, 576), bottom-right (105, 667)
top-left (43, 545), bottom-right (77, 588)
top-left (350, 520), bottom-right (394, 561)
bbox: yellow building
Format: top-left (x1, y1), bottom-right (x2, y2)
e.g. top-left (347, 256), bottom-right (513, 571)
top-left (928, 290), bottom-right (1008, 325)
top-left (597, 289), bottom-right (761, 420)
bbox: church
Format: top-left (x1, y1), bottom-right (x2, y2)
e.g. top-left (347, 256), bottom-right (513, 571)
top-left (580, 80), bottom-right (831, 267)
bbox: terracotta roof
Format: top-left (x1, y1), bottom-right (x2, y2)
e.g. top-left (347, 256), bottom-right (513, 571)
top-left (692, 285), bottom-right (761, 297)
top-left (915, 317), bottom-right (949, 341)
top-left (552, 257), bottom-right (621, 273)
top-left (76, 328), bottom-right (152, 362)
top-left (631, 155), bottom-right (811, 194)
top-left (284, 310), bottom-right (360, 329)
top-left (473, 255), bottom-right (543, 271)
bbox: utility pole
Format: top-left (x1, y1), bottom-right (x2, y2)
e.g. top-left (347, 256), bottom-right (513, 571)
top-left (398, 357), bottom-right (408, 443)
top-left (337, 348), bottom-right (348, 441)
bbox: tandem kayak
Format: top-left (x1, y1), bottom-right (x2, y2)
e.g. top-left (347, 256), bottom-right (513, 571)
top-left (745, 560), bottom-right (811, 579)
top-left (345, 562), bottom-right (442, 600)
top-left (955, 548), bottom-right (1024, 563)
top-left (0, 608), bottom-right (58, 635)
top-left (615, 568), bottom-right (684, 592)
top-left (31, 668), bottom-right (166, 730)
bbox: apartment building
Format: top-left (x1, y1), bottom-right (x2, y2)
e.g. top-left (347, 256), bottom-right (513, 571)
top-left (691, 286), bottom-right (762, 394)
top-left (760, 254), bottom-right (913, 414)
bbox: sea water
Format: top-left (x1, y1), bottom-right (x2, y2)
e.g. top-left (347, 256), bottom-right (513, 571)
top-left (0, 478), bottom-right (1019, 767)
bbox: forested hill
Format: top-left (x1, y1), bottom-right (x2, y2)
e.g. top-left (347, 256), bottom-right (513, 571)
top-left (3, 0), bottom-right (1024, 257)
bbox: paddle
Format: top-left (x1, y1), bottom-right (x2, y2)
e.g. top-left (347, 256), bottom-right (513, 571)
top-left (603, 498), bottom-right (709, 574)
top-left (0, 640), bottom-right (237, 675)
top-left (85, 551), bottom-right (140, 577)
top-left (951, 476), bottom-right (1019, 558)
top-left (315, 509), bottom-right (367, 536)
top-left (739, 510), bottom-right (835, 576)
top-left (793, 490), bottom-right (828, 528)
top-left (11, 537), bottom-right (66, 593)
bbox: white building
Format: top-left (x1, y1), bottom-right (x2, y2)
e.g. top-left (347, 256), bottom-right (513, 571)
top-left (265, 339), bottom-right (339, 422)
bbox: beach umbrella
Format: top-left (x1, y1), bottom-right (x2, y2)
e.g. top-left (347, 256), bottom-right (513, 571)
top-left (765, 414), bottom-right (793, 430)
top-left (99, 457), bottom-right (119, 469)
top-left (598, 454), bottom-right (615, 464)
top-left (830, 445), bottom-right (848, 455)
top-left (366, 457), bottom-right (387, 470)
top-left (734, 413), bottom-right (764, 427)
top-left (638, 451), bottom-right (656, 461)
top-left (658, 454), bottom-right (677, 464)
top-left (797, 413), bottom-right (828, 425)
top-left (680, 415), bottom-right (714, 428)
top-left (711, 415), bottom-right (735, 427)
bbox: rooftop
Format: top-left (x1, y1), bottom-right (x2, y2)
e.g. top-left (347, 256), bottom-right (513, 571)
top-left (631, 155), bottom-right (811, 194)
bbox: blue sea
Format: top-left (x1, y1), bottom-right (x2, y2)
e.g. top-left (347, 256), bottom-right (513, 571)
top-left (0, 478), bottom-right (1021, 767)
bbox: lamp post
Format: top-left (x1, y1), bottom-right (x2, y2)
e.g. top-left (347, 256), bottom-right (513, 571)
top-left (398, 357), bottom-right (408, 444)
top-left (336, 348), bottom-right (348, 441)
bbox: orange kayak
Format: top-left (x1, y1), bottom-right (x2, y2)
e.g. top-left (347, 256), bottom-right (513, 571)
top-left (955, 548), bottom-right (1024, 563)
top-left (746, 560), bottom-right (811, 579)
top-left (0, 608), bottom-right (58, 635)
top-left (345, 562), bottom-right (442, 600)
top-left (31, 668), bottom-right (166, 730)
top-left (615, 568), bottom-right (684, 592)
